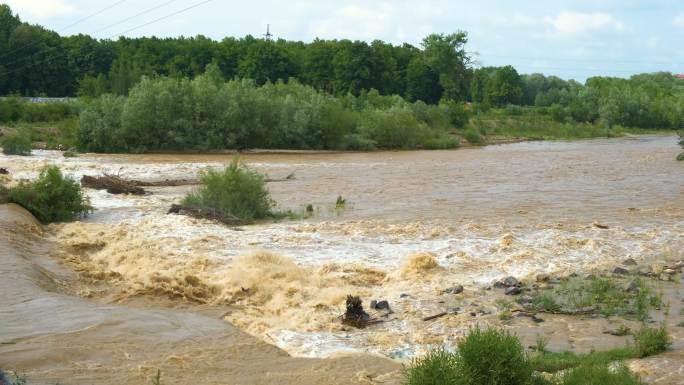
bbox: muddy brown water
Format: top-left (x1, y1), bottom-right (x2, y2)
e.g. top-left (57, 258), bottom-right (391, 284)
top-left (1, 135), bottom-right (683, 383)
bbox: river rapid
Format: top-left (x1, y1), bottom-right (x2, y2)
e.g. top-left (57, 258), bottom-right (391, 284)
top-left (2, 135), bottom-right (684, 382)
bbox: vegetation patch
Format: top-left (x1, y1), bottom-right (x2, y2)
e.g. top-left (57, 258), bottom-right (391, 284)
top-left (524, 276), bottom-right (662, 321)
top-left (181, 157), bottom-right (274, 224)
top-left (1, 129), bottom-right (32, 155)
top-left (5, 165), bottom-right (90, 223)
top-left (557, 362), bottom-right (643, 385)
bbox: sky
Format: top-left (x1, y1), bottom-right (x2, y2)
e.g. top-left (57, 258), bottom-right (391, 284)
top-left (3, 0), bottom-right (684, 81)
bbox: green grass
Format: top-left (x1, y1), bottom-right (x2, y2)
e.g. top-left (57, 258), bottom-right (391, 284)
top-left (558, 363), bottom-right (643, 385)
top-left (4, 117), bottom-right (79, 150)
top-left (182, 157), bottom-right (274, 223)
top-left (6, 165), bottom-right (91, 223)
top-left (467, 111), bottom-right (673, 141)
top-left (531, 325), bottom-right (670, 372)
top-left (633, 324), bottom-right (671, 358)
top-left (1, 129), bottom-right (32, 155)
top-left (526, 276), bottom-right (662, 321)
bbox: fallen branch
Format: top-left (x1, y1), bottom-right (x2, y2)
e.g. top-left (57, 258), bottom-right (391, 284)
top-left (422, 312), bottom-right (448, 322)
top-left (81, 174), bottom-right (146, 195)
top-left (168, 204), bottom-right (242, 226)
top-left (131, 178), bottom-right (198, 187)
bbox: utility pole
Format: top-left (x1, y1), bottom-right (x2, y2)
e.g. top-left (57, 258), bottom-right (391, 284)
top-left (264, 24), bottom-right (273, 41)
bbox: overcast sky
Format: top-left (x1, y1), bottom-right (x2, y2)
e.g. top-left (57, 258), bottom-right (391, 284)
top-left (3, 0), bottom-right (684, 81)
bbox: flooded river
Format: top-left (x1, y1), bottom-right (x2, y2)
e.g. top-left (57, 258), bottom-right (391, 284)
top-left (1, 135), bottom-right (683, 383)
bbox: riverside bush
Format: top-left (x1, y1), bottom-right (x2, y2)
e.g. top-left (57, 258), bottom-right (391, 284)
top-left (7, 166), bottom-right (90, 223)
top-left (77, 65), bottom-right (458, 152)
top-left (404, 327), bottom-right (532, 385)
top-left (182, 158), bottom-right (273, 223)
top-left (1, 129), bottom-right (32, 155)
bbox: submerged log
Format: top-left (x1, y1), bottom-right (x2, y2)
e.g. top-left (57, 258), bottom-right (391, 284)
top-left (168, 204), bottom-right (242, 226)
top-left (81, 175), bottom-right (146, 195)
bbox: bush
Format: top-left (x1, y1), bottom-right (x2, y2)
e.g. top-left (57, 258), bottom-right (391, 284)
top-left (6, 166), bottom-right (90, 223)
top-left (456, 327), bottom-right (532, 385)
top-left (678, 152), bottom-right (684, 161)
top-left (633, 325), bottom-right (670, 358)
top-left (463, 127), bottom-right (484, 145)
top-left (403, 348), bottom-right (459, 385)
top-left (560, 363), bottom-right (643, 385)
top-left (1, 129), bottom-right (32, 155)
top-left (182, 158), bottom-right (273, 223)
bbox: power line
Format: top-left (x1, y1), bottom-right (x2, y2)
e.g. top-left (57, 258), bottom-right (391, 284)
top-left (107, 0), bottom-right (213, 38)
top-left (60, 0), bottom-right (129, 32)
top-left (1, 0), bottom-right (215, 77)
top-left (93, 0), bottom-right (181, 35)
top-left (0, 0), bottom-right (128, 61)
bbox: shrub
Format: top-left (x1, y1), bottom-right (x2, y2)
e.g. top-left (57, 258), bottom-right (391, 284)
top-left (182, 158), bottom-right (273, 223)
top-left (1, 129), bottom-right (32, 155)
top-left (403, 348), bottom-right (459, 385)
top-left (463, 127), bottom-right (484, 145)
top-left (560, 363), bottom-right (643, 385)
top-left (455, 326), bottom-right (532, 385)
top-left (7, 166), bottom-right (91, 223)
top-left (677, 152), bottom-right (684, 161)
top-left (633, 325), bottom-right (670, 358)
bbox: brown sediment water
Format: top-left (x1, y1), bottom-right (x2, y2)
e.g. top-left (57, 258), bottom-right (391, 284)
top-left (0, 204), bottom-right (402, 385)
top-left (1, 135), bottom-right (684, 382)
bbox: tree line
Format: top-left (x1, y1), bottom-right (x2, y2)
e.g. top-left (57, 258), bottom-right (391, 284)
top-left (1, 4), bottom-right (683, 153)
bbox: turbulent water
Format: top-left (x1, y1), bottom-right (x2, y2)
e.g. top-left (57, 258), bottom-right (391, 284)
top-left (2, 135), bottom-right (683, 362)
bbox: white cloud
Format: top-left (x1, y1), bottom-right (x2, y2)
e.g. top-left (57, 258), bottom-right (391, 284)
top-left (308, 3), bottom-right (397, 41)
top-left (674, 14), bottom-right (684, 29)
top-left (545, 11), bottom-right (625, 37)
top-left (4, 0), bottom-right (76, 19)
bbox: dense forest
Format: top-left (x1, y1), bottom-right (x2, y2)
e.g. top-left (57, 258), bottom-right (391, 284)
top-left (1, 4), bottom-right (683, 152)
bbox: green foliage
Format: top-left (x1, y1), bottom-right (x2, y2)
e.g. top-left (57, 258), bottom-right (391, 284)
top-left (463, 127), bottom-right (483, 145)
top-left (6, 165), bottom-right (90, 223)
top-left (633, 325), bottom-right (671, 358)
top-left (403, 348), bottom-right (460, 385)
top-left (677, 152), bottom-right (684, 161)
top-left (559, 363), bottom-right (643, 385)
top-left (182, 158), bottom-right (273, 223)
top-left (456, 327), bottom-right (533, 385)
top-left (531, 347), bottom-right (635, 373)
top-left (1, 129), bottom-right (32, 155)
top-left (404, 327), bottom-right (532, 385)
top-left (528, 276), bottom-right (662, 321)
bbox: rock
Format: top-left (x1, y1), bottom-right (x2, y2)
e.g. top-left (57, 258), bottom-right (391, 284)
top-left (663, 268), bottom-right (676, 275)
top-left (622, 258), bottom-right (637, 266)
top-left (624, 281), bottom-right (640, 293)
top-left (536, 273), bottom-right (550, 283)
top-left (505, 286), bottom-right (522, 295)
top-left (371, 300), bottom-right (391, 311)
top-left (399, 293), bottom-right (410, 298)
top-left (0, 167), bottom-right (8, 175)
top-left (469, 312), bottom-right (477, 317)
top-left (444, 285), bottom-right (464, 294)
top-left (612, 267), bottom-right (629, 275)
top-left (503, 276), bottom-right (520, 287)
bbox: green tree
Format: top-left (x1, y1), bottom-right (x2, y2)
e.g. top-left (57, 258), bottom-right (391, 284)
top-left (238, 40), bottom-right (295, 85)
top-left (421, 32), bottom-right (471, 101)
top-left (405, 56), bottom-right (442, 103)
top-left (484, 65), bottom-right (523, 107)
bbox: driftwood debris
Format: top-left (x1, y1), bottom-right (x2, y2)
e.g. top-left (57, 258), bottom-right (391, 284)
top-left (422, 312), bottom-right (448, 322)
top-left (81, 175), bottom-right (146, 195)
top-left (132, 178), bottom-right (198, 187)
top-left (0, 167), bottom-right (8, 175)
top-left (341, 295), bottom-right (372, 328)
top-left (168, 204), bottom-right (242, 226)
